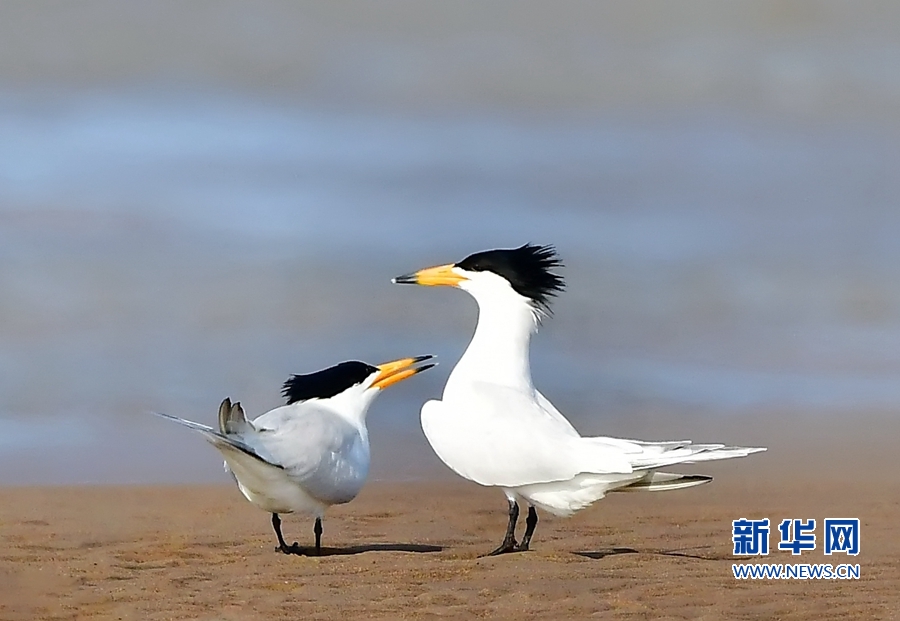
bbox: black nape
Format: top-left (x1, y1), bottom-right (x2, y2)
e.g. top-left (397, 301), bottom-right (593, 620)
top-left (455, 244), bottom-right (564, 312)
top-left (282, 361), bottom-right (378, 404)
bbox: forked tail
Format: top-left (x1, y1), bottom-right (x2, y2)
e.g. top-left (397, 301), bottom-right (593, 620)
top-left (612, 472), bottom-right (712, 492)
top-left (613, 442), bottom-right (765, 493)
top-left (217, 397), bottom-right (254, 434)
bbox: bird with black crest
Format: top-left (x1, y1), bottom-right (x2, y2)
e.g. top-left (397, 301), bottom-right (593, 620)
top-left (394, 244), bottom-right (764, 555)
top-left (155, 355), bottom-right (434, 555)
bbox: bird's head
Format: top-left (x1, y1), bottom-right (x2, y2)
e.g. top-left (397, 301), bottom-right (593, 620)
top-left (392, 244), bottom-right (564, 320)
top-left (282, 356), bottom-right (435, 418)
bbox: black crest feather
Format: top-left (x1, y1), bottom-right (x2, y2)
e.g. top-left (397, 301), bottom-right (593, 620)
top-left (455, 243), bottom-right (564, 312)
top-left (282, 361), bottom-right (377, 404)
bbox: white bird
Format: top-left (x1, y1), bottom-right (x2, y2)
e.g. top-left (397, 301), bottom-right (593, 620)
top-left (155, 356), bottom-right (434, 555)
top-left (394, 244), bottom-right (764, 555)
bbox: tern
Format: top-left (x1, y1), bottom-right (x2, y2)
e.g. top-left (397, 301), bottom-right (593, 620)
top-left (155, 356), bottom-right (435, 555)
top-left (394, 244), bottom-right (764, 555)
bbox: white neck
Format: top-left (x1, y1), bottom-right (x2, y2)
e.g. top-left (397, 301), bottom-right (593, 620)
top-left (313, 388), bottom-right (377, 432)
top-left (445, 277), bottom-right (539, 397)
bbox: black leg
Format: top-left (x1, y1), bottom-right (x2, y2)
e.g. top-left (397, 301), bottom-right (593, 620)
top-left (517, 506), bottom-right (538, 551)
top-left (271, 513), bottom-right (300, 554)
top-left (272, 513), bottom-right (288, 552)
top-left (485, 498), bottom-right (519, 556)
top-left (313, 517), bottom-right (323, 555)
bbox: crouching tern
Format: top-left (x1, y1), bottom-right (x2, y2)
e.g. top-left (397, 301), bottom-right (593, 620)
top-left (394, 244), bottom-right (764, 555)
top-left (155, 356), bottom-right (434, 555)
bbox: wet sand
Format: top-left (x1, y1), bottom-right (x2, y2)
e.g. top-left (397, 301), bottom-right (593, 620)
top-left (2, 465), bottom-right (897, 620)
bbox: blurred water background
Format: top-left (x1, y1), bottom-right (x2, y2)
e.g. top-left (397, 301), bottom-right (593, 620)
top-left (1, 1), bottom-right (899, 484)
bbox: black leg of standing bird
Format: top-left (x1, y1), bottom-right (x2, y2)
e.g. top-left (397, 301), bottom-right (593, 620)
top-left (516, 506), bottom-right (538, 551)
top-left (313, 517), bottom-right (323, 555)
top-left (272, 513), bottom-right (300, 555)
top-left (485, 498), bottom-right (519, 556)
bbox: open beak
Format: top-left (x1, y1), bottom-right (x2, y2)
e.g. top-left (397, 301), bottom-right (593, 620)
top-left (392, 264), bottom-right (467, 287)
top-left (371, 355), bottom-right (436, 390)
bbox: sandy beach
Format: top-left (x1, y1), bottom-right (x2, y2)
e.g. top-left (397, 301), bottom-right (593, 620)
top-left (2, 3), bottom-right (899, 620)
top-left (2, 455), bottom-right (897, 620)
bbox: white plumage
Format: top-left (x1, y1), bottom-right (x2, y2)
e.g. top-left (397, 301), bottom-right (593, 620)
top-left (395, 245), bottom-right (764, 553)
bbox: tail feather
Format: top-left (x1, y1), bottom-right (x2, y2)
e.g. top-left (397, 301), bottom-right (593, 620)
top-left (217, 398), bottom-right (253, 434)
top-left (612, 472), bottom-right (712, 493)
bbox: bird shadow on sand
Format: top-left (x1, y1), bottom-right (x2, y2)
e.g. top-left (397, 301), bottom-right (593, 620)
top-left (573, 545), bottom-right (734, 561)
top-left (283, 543), bottom-right (443, 557)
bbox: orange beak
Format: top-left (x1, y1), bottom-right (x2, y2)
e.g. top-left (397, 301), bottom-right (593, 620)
top-left (370, 355), bottom-right (436, 390)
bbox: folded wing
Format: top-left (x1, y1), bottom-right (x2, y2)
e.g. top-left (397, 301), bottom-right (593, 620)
top-left (423, 383), bottom-right (765, 489)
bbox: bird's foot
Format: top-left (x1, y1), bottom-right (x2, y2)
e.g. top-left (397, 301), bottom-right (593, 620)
top-left (514, 541), bottom-right (531, 552)
top-left (483, 537), bottom-right (519, 557)
top-left (277, 541), bottom-right (303, 555)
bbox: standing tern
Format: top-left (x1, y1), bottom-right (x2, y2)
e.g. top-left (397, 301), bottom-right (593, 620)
top-left (155, 356), bottom-right (434, 555)
top-left (393, 244), bottom-right (764, 555)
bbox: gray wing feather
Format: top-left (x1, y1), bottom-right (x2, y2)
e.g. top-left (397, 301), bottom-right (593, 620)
top-left (153, 411), bottom-right (281, 469)
top-left (251, 404), bottom-right (368, 503)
